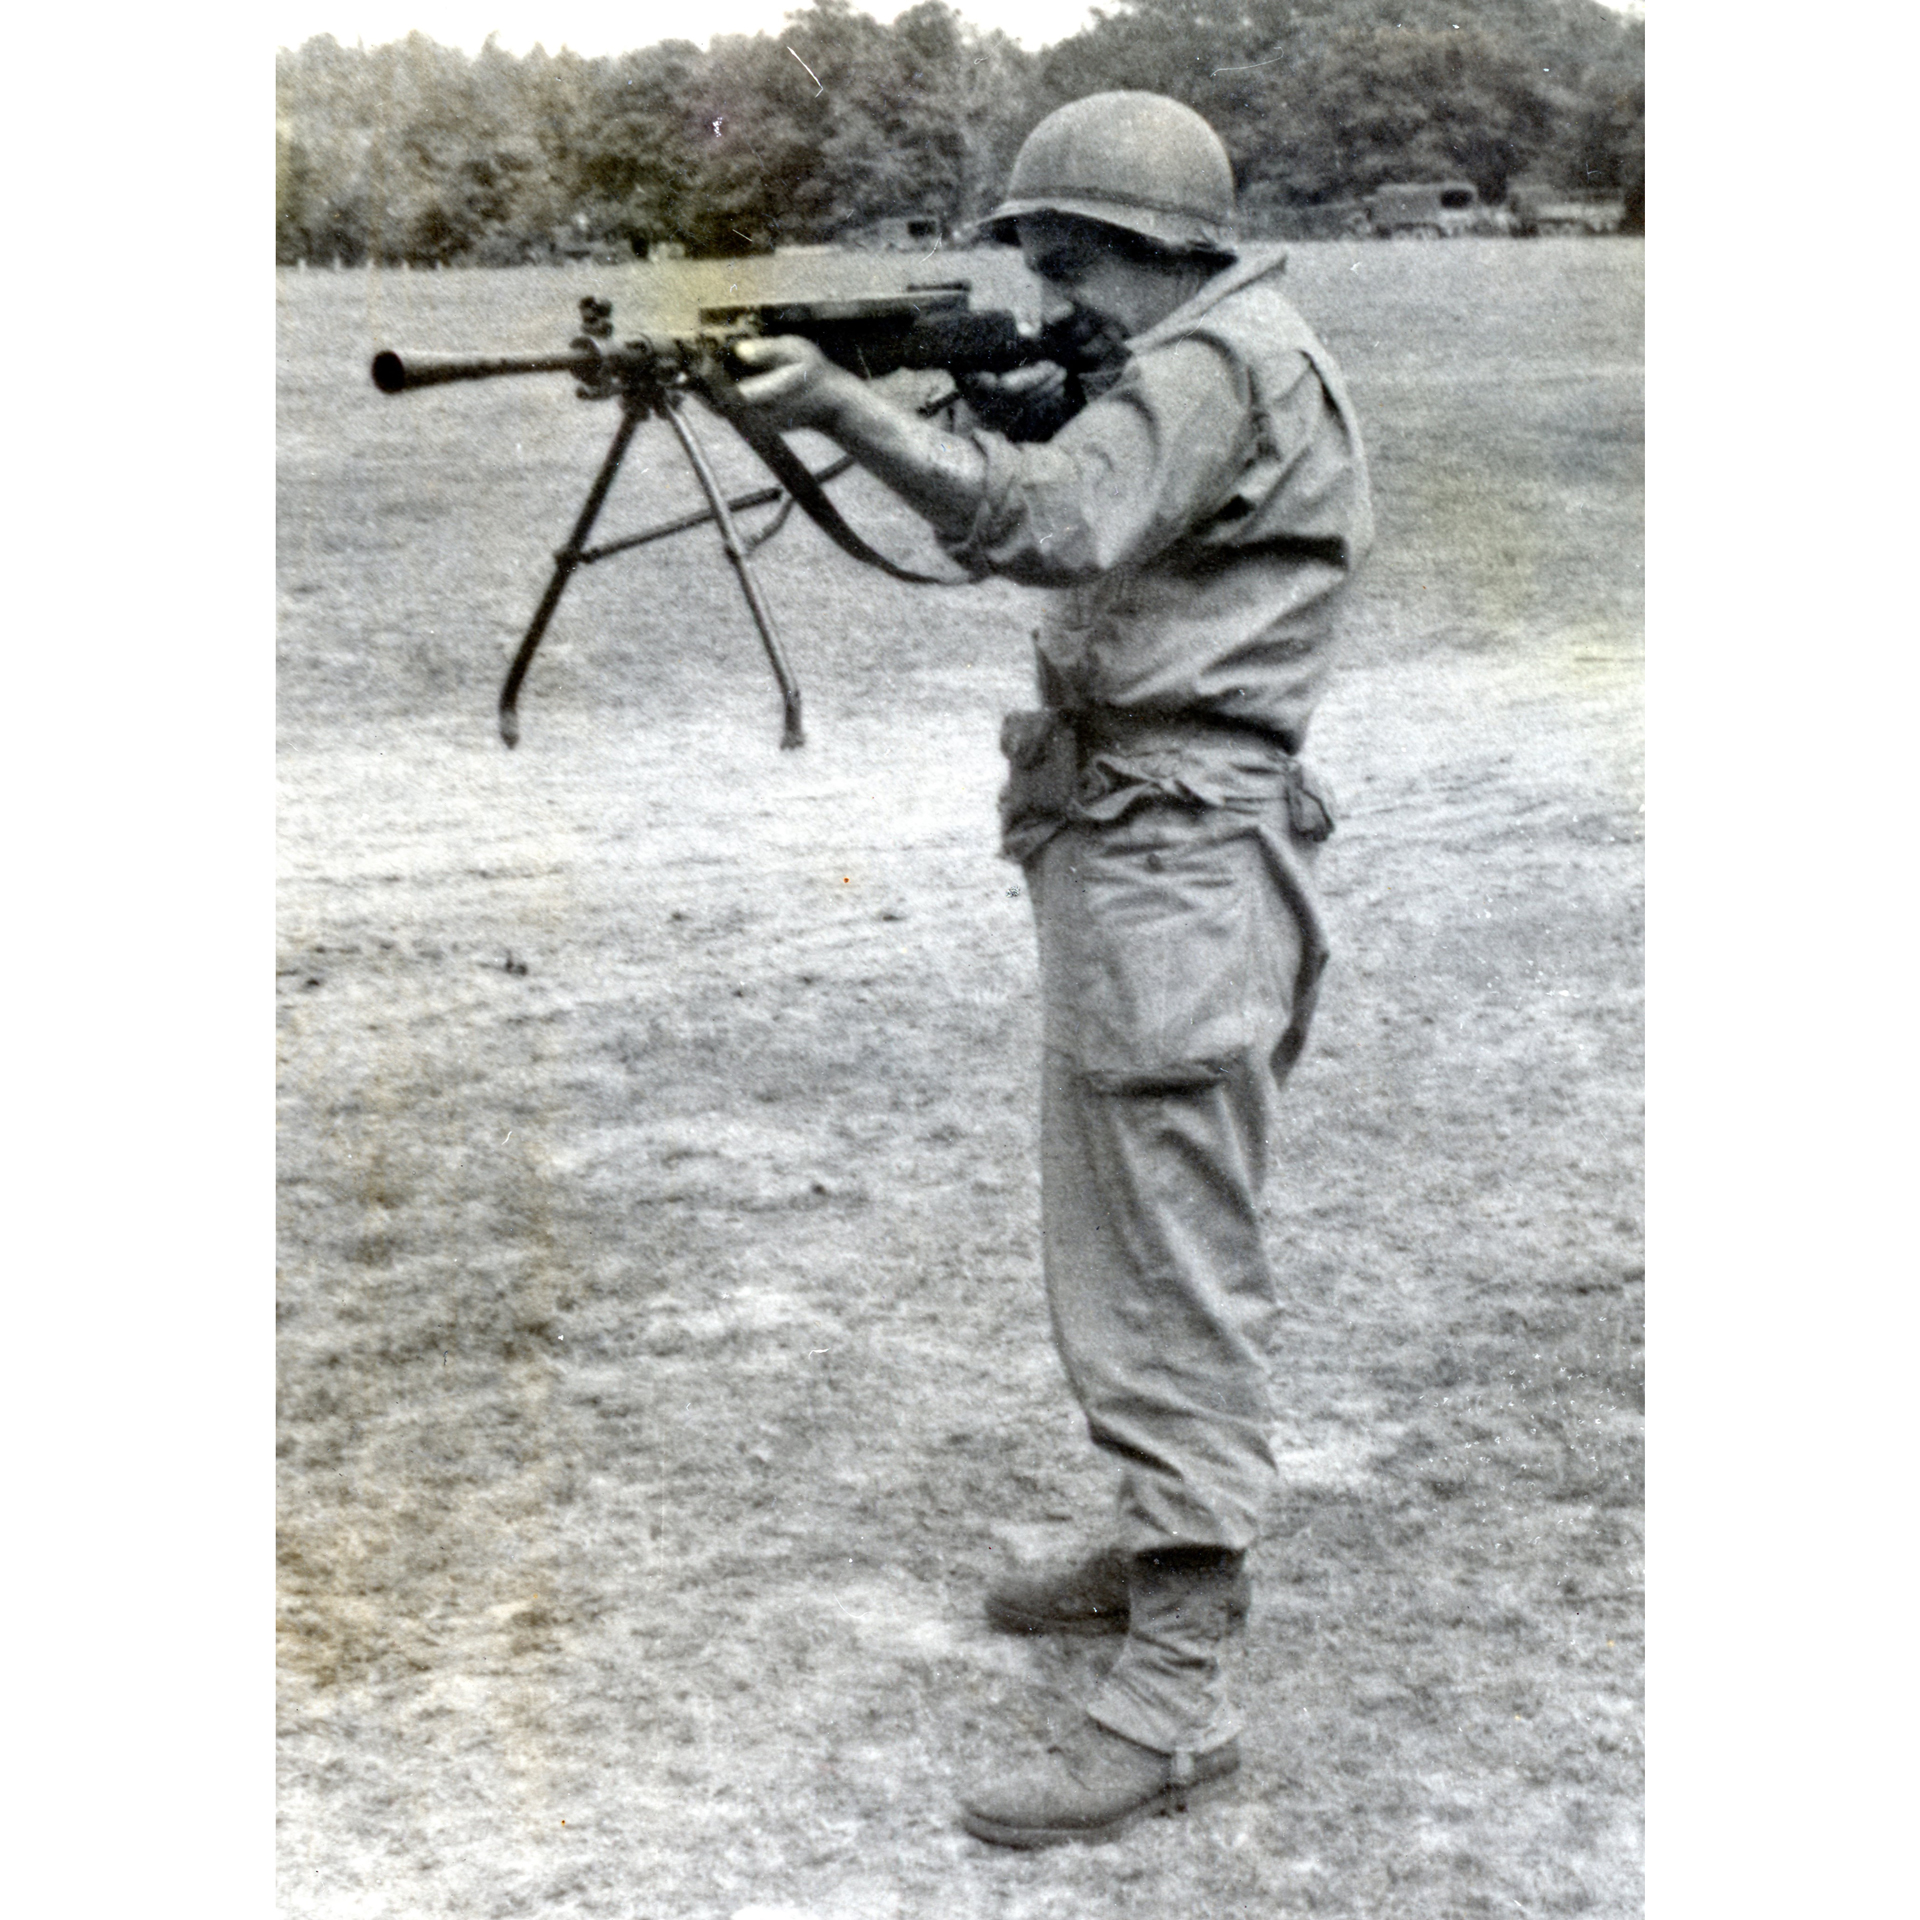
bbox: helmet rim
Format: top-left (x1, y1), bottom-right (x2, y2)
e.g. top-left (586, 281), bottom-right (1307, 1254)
top-left (970, 91), bottom-right (1239, 259)
top-left (971, 193), bottom-right (1237, 258)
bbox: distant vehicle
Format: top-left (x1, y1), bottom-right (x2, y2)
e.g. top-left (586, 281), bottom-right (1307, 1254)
top-left (549, 227), bottom-right (636, 264)
top-left (1506, 187), bottom-right (1628, 237)
top-left (841, 215), bottom-right (945, 252)
top-left (1361, 181), bottom-right (1502, 240)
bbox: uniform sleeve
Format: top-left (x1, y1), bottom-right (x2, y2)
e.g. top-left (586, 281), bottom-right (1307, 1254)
top-left (940, 336), bottom-right (1258, 586)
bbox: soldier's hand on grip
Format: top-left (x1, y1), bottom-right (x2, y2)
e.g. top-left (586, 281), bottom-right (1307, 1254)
top-left (954, 362), bottom-right (1068, 437)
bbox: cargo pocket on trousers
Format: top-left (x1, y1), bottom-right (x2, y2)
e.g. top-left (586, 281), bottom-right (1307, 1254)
top-left (1041, 806), bottom-right (1299, 1095)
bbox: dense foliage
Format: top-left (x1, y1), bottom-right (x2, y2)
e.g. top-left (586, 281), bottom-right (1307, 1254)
top-left (275, 0), bottom-right (1643, 263)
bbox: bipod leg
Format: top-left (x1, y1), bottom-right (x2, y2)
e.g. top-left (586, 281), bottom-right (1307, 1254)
top-left (661, 395), bottom-right (805, 750)
top-left (497, 396), bottom-right (646, 749)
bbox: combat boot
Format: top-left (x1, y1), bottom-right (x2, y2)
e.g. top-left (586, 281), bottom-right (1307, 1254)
top-left (959, 1713), bottom-right (1241, 1849)
top-left (962, 1548), bottom-right (1252, 1848)
top-left (983, 1545), bottom-right (1132, 1636)
top-left (983, 1543), bottom-right (1251, 1638)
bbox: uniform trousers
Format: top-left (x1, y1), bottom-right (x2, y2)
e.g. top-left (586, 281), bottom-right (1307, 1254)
top-left (1022, 785), bottom-right (1326, 1751)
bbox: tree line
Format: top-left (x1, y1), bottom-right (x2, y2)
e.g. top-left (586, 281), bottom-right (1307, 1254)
top-left (275, 0), bottom-right (1644, 265)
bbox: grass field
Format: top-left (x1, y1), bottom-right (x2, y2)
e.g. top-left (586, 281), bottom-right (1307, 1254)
top-left (277, 237), bottom-right (1643, 1919)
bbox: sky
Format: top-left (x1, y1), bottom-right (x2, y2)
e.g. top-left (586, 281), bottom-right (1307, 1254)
top-left (273, 2), bottom-right (1641, 60)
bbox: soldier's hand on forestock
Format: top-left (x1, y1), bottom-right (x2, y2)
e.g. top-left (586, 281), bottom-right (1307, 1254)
top-left (728, 335), bottom-right (850, 433)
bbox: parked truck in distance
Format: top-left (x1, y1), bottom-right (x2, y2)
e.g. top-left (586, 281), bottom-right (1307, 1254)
top-left (1506, 185), bottom-right (1628, 236)
top-left (839, 215), bottom-right (945, 252)
top-left (1360, 181), bottom-right (1505, 239)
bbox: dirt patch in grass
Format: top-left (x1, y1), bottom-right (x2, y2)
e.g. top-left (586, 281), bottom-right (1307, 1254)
top-left (279, 239), bottom-right (1642, 1918)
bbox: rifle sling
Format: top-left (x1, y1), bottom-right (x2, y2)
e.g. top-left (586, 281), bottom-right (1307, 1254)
top-left (699, 372), bottom-right (966, 588)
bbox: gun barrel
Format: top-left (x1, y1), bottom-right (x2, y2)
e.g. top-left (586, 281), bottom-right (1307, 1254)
top-left (371, 349), bottom-right (595, 393)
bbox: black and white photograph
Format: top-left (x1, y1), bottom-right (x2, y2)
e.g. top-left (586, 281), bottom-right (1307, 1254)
top-left (274, 3), bottom-right (1647, 1912)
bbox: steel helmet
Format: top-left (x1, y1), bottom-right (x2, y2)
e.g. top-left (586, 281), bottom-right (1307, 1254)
top-left (979, 92), bottom-right (1238, 258)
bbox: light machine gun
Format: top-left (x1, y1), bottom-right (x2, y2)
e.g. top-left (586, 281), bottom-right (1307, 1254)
top-left (370, 285), bottom-right (1119, 749)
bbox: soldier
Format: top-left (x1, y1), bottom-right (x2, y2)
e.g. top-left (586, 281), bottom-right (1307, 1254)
top-left (731, 91), bottom-right (1373, 1847)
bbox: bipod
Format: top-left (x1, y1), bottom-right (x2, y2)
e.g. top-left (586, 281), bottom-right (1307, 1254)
top-left (496, 330), bottom-right (806, 752)
top-left (659, 393), bottom-right (804, 751)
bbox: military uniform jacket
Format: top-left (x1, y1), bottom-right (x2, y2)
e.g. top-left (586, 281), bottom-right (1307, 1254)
top-left (943, 247), bottom-right (1373, 762)
top-left (943, 250), bottom-right (1374, 1090)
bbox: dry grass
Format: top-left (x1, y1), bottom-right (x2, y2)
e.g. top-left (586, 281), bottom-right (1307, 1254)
top-left (278, 237), bottom-right (1642, 1918)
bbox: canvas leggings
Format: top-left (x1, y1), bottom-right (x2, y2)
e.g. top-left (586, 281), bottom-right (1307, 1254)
top-left (1022, 789), bottom-right (1326, 1745)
